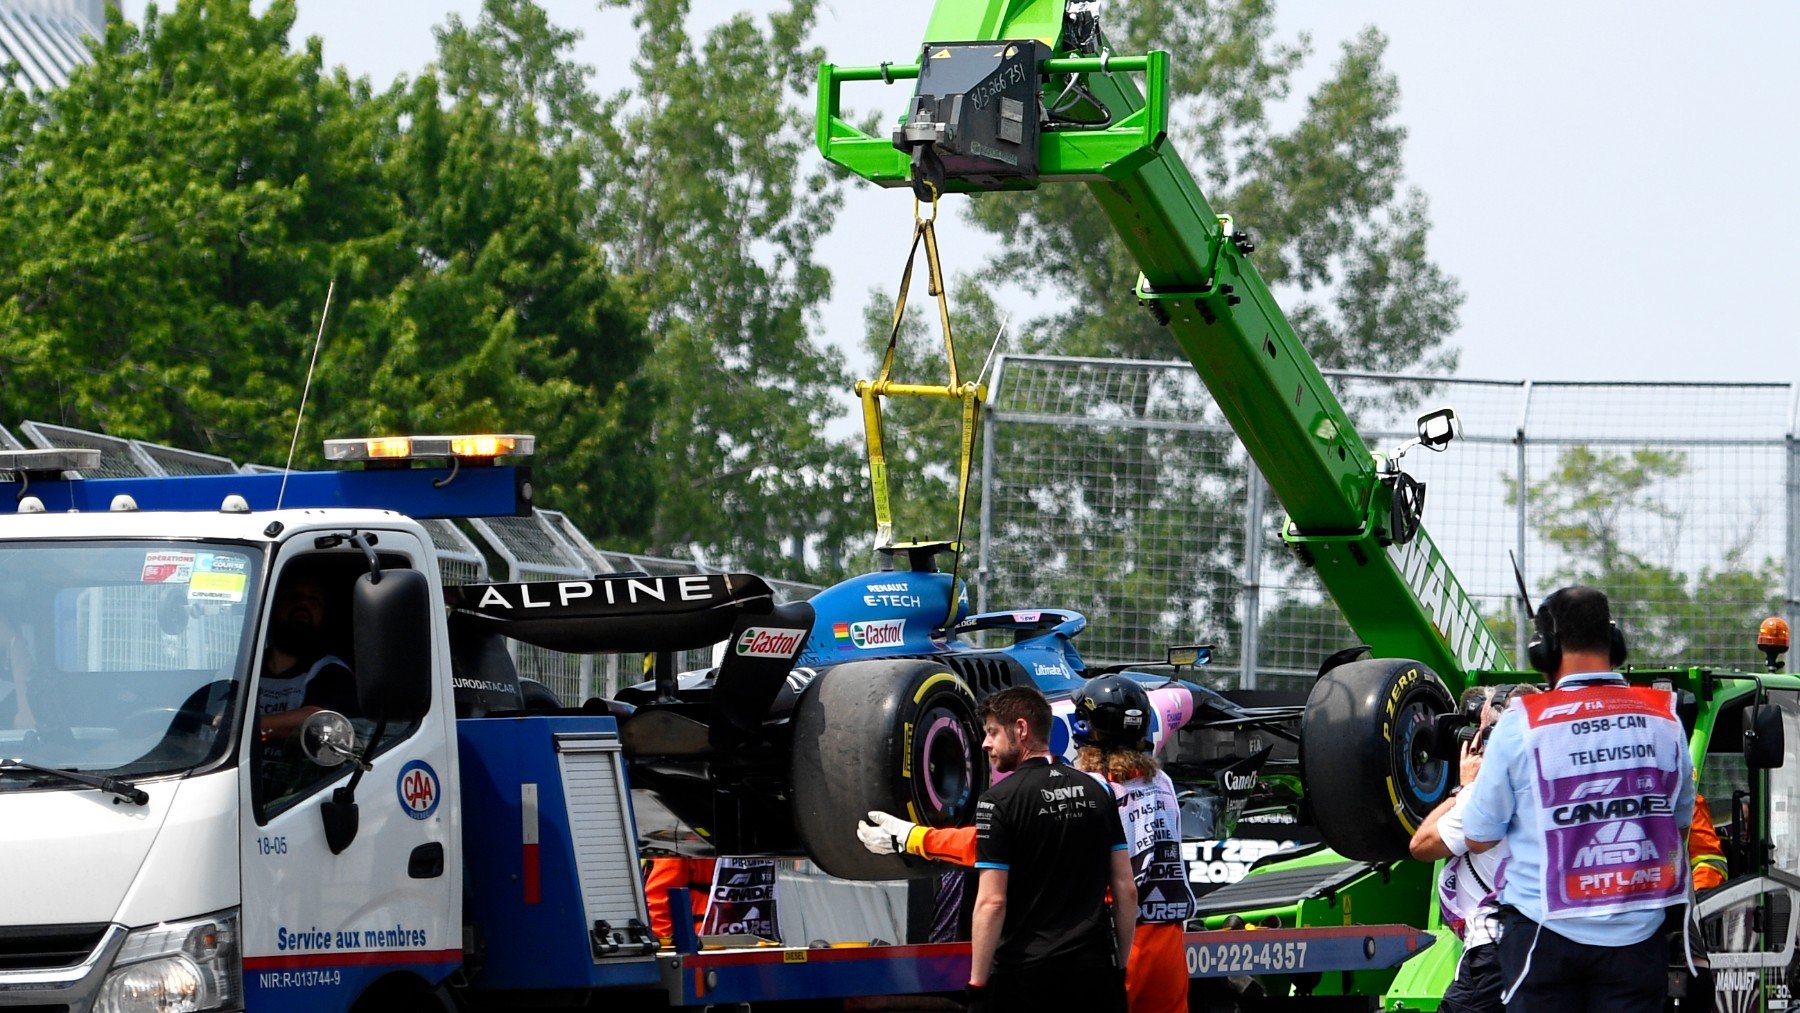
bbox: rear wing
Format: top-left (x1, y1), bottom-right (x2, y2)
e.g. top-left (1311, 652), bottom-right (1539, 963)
top-left (447, 573), bottom-right (777, 654)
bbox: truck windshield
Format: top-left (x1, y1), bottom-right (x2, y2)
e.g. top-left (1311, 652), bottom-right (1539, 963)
top-left (0, 540), bottom-right (261, 786)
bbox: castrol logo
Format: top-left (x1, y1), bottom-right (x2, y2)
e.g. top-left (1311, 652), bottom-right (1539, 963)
top-left (397, 760), bottom-right (441, 820)
top-left (850, 619), bottom-right (906, 649)
top-left (735, 627), bottom-right (804, 659)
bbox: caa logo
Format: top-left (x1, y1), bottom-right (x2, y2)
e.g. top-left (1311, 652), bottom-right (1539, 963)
top-left (850, 619), bottom-right (906, 649)
top-left (735, 627), bottom-right (803, 659)
top-left (397, 760), bottom-right (441, 820)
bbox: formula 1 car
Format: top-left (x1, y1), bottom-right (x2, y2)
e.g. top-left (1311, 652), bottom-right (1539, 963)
top-left (445, 541), bottom-right (1327, 881)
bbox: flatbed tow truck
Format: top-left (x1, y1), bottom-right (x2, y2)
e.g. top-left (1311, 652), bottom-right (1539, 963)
top-left (818, 1), bottom-right (1800, 1009)
top-left (0, 435), bottom-right (1432, 1013)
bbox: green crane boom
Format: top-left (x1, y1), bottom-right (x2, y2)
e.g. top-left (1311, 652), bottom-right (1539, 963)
top-left (818, 0), bottom-right (1507, 690)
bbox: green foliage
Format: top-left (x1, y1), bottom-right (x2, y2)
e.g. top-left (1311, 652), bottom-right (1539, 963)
top-left (592, 0), bottom-right (858, 581)
top-left (963, 0), bottom-right (1463, 370)
top-left (1508, 447), bottom-right (1783, 669)
top-left (0, 0), bottom-right (655, 541)
top-left (1251, 593), bottom-right (1345, 690)
top-left (317, 1), bottom-right (655, 540)
top-left (0, 0), bottom-right (380, 452)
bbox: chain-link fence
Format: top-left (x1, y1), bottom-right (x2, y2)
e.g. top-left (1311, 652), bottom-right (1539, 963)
top-left (18, 368), bottom-right (1791, 700)
top-left (980, 356), bottom-right (1799, 691)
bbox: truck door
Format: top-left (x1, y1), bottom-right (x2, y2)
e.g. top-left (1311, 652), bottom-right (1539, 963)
top-left (238, 540), bottom-right (460, 1012)
top-left (1697, 688), bottom-right (1800, 1013)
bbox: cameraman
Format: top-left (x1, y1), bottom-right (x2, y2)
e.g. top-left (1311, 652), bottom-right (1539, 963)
top-left (1410, 684), bottom-right (1533, 1013)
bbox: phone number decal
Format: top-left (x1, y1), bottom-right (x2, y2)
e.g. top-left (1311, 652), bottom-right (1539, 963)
top-left (1187, 940), bottom-right (1308, 976)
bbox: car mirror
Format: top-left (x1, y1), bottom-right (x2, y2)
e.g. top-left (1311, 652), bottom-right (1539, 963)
top-left (1745, 702), bottom-right (1785, 770)
top-left (1167, 644), bottom-right (1213, 668)
top-left (300, 710), bottom-right (358, 768)
top-left (156, 585), bottom-right (190, 637)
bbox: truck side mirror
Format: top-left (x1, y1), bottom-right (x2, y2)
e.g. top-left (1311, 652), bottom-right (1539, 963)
top-left (299, 710), bottom-right (359, 768)
top-left (352, 568), bottom-right (432, 723)
top-left (1745, 702), bottom-right (1785, 770)
top-left (1416, 407), bottom-right (1460, 451)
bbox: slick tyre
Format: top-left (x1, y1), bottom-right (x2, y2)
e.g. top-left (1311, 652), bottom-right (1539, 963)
top-left (791, 659), bottom-right (986, 880)
top-left (1300, 658), bottom-right (1453, 862)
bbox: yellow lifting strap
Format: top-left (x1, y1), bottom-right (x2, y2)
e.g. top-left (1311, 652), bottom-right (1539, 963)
top-left (855, 188), bottom-right (987, 623)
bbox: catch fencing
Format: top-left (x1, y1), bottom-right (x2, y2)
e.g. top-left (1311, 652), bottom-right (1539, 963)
top-left (12, 361), bottom-right (1797, 700)
top-left (977, 356), bottom-right (1799, 690)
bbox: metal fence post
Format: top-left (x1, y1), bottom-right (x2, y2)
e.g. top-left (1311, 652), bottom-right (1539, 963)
top-left (1787, 384), bottom-right (1799, 637)
top-left (1515, 380), bottom-right (1534, 661)
top-left (1241, 467), bottom-right (1265, 690)
top-left (977, 355), bottom-right (1006, 619)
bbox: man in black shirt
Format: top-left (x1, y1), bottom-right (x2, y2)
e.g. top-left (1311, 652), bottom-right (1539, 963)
top-left (969, 685), bottom-right (1134, 1013)
top-left (256, 570), bottom-right (358, 805)
top-left (257, 571), bottom-right (358, 726)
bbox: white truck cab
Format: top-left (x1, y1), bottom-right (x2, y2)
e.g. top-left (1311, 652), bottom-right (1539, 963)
top-left (0, 502), bottom-right (464, 1013)
top-left (0, 438), bottom-right (597, 1013)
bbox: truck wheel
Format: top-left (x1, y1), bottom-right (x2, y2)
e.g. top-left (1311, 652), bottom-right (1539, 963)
top-left (1300, 658), bottom-right (1453, 862)
top-left (790, 659), bottom-right (986, 881)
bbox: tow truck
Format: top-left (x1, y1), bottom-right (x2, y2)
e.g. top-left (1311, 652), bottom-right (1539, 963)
top-left (0, 433), bottom-right (1437, 1012)
top-left (818, 1), bottom-right (1800, 1008)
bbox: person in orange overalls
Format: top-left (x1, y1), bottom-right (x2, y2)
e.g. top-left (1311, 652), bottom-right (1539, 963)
top-left (858, 675), bottom-right (1193, 1013)
top-left (1690, 792), bottom-right (1726, 892)
top-left (642, 855), bottom-right (715, 943)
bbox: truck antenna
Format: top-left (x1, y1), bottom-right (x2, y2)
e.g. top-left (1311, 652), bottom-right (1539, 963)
top-left (975, 312), bottom-right (1009, 389)
top-left (1507, 550), bottom-right (1536, 626)
top-left (276, 279), bottom-right (337, 512)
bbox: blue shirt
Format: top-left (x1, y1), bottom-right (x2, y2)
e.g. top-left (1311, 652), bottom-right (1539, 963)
top-left (1461, 672), bottom-right (1694, 946)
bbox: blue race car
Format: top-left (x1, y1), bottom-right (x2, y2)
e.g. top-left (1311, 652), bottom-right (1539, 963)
top-left (449, 543), bottom-right (1296, 881)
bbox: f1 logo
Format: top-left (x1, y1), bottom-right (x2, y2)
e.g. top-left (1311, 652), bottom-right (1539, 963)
top-left (1568, 777), bottom-right (1622, 801)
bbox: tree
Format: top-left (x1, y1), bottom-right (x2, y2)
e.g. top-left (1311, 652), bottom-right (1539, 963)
top-left (1507, 447), bottom-right (1783, 669)
top-left (592, 0), bottom-right (859, 581)
top-left (0, 0), bottom-right (387, 454)
top-left (314, 0), bottom-right (656, 541)
top-left (0, 0), bottom-right (657, 541)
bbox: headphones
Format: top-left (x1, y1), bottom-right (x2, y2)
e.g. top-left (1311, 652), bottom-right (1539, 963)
top-left (1526, 588), bottom-right (1628, 675)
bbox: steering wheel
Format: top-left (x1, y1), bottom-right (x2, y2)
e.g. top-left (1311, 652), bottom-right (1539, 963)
top-left (117, 682), bottom-right (235, 743)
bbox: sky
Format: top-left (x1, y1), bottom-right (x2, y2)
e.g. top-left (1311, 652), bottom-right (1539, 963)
top-left (115, 0), bottom-right (1800, 389)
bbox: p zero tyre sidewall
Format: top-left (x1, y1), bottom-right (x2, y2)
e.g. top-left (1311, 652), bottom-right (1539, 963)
top-left (791, 659), bottom-right (985, 881)
top-left (1300, 658), bottom-right (1453, 862)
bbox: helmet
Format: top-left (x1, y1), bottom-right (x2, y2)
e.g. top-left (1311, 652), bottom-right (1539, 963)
top-left (1073, 675), bottom-right (1154, 750)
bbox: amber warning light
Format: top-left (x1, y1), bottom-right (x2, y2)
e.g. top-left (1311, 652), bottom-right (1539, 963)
top-left (1759, 616), bottom-right (1790, 673)
top-left (323, 434), bottom-right (535, 463)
